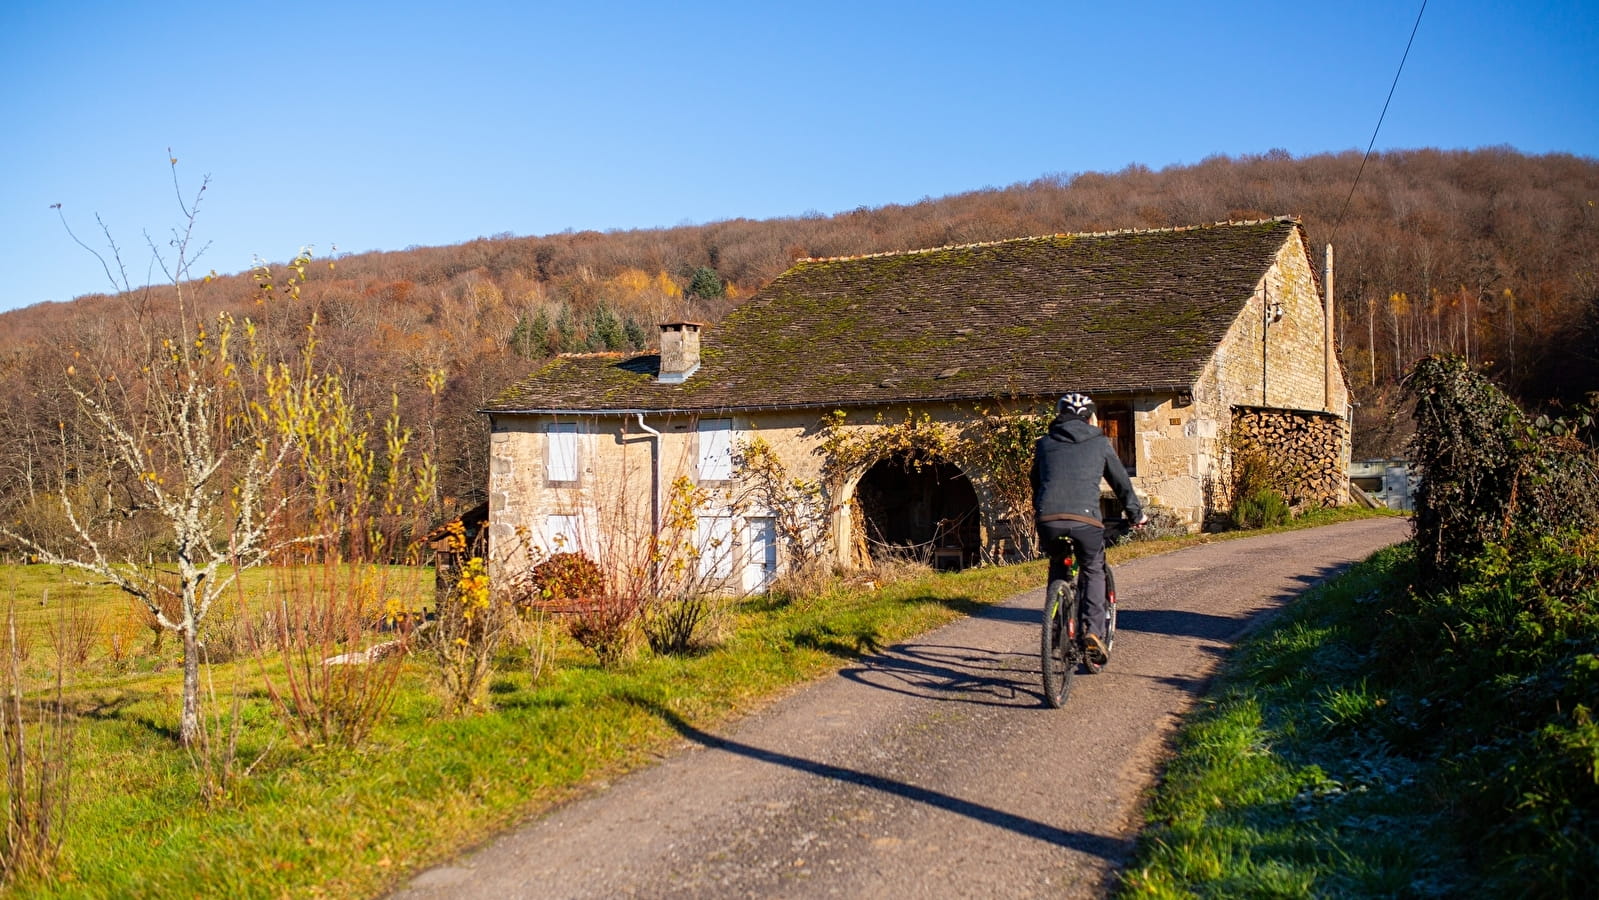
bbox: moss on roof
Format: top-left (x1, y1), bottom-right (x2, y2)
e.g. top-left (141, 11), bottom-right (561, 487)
top-left (486, 218), bottom-right (1305, 413)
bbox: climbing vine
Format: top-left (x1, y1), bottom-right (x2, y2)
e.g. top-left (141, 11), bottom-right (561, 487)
top-left (818, 409), bottom-right (962, 489)
top-left (956, 406), bottom-right (1053, 556)
top-left (730, 437), bottom-right (830, 574)
top-left (817, 405), bottom-right (1051, 561)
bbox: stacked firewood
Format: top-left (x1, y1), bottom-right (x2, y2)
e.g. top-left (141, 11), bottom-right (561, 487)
top-left (1231, 406), bottom-right (1348, 507)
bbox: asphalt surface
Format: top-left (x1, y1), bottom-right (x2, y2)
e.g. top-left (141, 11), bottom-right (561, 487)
top-left (393, 517), bottom-right (1410, 899)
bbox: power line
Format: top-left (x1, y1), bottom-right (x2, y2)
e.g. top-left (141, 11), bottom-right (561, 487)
top-left (1330, 0), bottom-right (1429, 247)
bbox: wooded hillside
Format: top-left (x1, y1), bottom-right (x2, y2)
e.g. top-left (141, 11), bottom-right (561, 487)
top-left (3, 147), bottom-right (1595, 537)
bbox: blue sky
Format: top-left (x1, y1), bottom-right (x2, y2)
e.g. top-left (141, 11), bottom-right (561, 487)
top-left (2, 1), bottom-right (1595, 314)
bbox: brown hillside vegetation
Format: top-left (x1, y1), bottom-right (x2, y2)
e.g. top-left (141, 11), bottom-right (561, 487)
top-left (2, 147), bottom-right (1596, 546)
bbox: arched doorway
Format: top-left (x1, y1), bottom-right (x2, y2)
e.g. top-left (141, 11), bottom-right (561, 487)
top-left (853, 454), bottom-right (981, 570)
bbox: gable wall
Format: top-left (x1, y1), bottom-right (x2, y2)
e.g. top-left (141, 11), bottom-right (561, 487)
top-left (1186, 229), bottom-right (1352, 520)
top-left (1205, 228), bottom-right (1341, 413)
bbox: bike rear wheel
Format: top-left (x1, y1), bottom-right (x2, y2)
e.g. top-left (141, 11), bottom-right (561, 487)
top-left (1041, 578), bottom-right (1076, 707)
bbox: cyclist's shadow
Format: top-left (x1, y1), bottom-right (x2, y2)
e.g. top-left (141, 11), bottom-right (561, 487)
top-left (838, 600), bottom-right (1047, 707)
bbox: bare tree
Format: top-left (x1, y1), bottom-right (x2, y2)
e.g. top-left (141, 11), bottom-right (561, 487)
top-left (1, 158), bottom-right (319, 746)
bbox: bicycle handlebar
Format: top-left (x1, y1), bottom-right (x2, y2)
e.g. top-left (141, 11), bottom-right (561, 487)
top-left (1104, 516), bottom-right (1141, 544)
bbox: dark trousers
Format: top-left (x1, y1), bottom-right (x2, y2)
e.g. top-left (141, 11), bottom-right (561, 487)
top-left (1039, 519), bottom-right (1108, 640)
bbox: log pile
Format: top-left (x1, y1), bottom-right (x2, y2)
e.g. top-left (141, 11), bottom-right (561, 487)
top-left (1230, 406), bottom-right (1348, 508)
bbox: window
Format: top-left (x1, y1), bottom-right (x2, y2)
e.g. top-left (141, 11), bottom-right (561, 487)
top-left (547, 423), bottom-right (579, 483)
top-left (697, 418), bottom-right (733, 481)
top-left (696, 516), bottom-right (735, 580)
top-left (543, 514), bottom-right (583, 553)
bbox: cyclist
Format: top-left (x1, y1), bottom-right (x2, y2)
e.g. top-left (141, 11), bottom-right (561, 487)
top-left (1030, 392), bottom-right (1145, 666)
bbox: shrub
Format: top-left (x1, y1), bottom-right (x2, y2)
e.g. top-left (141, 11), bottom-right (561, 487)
top-left (1225, 435), bottom-right (1296, 531)
top-left (528, 552), bottom-right (641, 667)
top-left (567, 594), bottom-right (643, 668)
top-left (1232, 489), bottom-right (1290, 530)
top-left (1403, 355), bottom-right (1599, 584)
top-left (527, 553), bottom-right (605, 610)
top-left (643, 593), bottom-right (729, 655)
top-left (428, 557), bottom-right (514, 712)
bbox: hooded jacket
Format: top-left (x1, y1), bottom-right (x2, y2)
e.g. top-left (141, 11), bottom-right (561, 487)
top-left (1030, 415), bottom-right (1143, 525)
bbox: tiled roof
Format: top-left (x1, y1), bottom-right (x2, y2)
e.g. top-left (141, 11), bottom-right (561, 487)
top-left (486, 218), bottom-right (1306, 414)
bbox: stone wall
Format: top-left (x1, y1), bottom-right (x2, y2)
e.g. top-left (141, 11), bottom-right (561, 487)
top-left (1184, 227), bottom-right (1352, 524)
top-left (1131, 393), bottom-right (1216, 528)
top-left (487, 403), bottom-right (1036, 580)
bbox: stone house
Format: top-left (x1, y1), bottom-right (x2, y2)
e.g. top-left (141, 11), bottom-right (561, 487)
top-left (482, 217), bottom-right (1350, 591)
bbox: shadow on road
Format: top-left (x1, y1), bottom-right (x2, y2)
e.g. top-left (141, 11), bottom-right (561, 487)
top-left (793, 554), bottom-right (1378, 725)
top-left (1115, 608), bottom-right (1246, 640)
top-left (624, 696), bottom-right (1134, 863)
top-left (838, 641), bottom-right (1039, 708)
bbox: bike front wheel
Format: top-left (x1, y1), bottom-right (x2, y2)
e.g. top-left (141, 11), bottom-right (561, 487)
top-left (1041, 578), bottom-right (1076, 708)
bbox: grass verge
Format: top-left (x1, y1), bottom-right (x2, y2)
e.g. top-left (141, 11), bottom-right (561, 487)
top-left (1120, 529), bottom-right (1599, 898)
top-left (1118, 544), bottom-right (1460, 898)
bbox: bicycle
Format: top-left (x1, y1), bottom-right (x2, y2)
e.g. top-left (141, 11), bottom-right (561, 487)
top-left (1040, 517), bottom-right (1131, 708)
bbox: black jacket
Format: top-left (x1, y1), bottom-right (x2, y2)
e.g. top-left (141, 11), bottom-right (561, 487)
top-left (1030, 416), bottom-right (1143, 524)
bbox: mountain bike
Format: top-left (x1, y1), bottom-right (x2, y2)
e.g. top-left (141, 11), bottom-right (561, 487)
top-left (1040, 518), bottom-right (1130, 708)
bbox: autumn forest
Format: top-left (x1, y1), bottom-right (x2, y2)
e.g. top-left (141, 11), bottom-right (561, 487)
top-left (2, 146), bottom-right (1596, 545)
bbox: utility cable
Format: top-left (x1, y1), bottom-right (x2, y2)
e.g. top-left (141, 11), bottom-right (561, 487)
top-left (1330, 0), bottom-right (1428, 246)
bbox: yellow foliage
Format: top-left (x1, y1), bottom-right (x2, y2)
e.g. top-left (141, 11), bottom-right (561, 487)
top-left (470, 280), bottom-right (504, 308)
top-left (653, 271), bottom-right (682, 298)
top-left (607, 268), bottom-right (683, 299)
top-left (610, 268), bottom-right (652, 294)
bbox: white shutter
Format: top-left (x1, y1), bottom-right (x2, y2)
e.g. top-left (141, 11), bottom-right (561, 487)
top-left (544, 514), bottom-right (583, 553)
top-left (697, 418), bottom-right (733, 481)
top-left (696, 516), bottom-right (734, 579)
top-left (547, 423), bottom-right (579, 482)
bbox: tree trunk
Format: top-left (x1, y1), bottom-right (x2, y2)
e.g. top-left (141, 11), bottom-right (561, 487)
top-left (180, 625), bottom-right (200, 747)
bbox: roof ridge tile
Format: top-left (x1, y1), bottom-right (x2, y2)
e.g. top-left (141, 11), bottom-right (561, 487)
top-left (797, 215), bottom-right (1299, 263)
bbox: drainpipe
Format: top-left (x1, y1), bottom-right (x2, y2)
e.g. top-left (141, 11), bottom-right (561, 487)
top-left (1261, 282), bottom-right (1270, 406)
top-left (635, 413), bottom-right (662, 594)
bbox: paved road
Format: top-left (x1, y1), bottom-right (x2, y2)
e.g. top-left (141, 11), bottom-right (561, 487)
top-left (394, 518), bottom-right (1409, 899)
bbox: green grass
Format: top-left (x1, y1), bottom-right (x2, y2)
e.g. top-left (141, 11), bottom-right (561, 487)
top-left (1119, 543), bottom-right (1465, 898)
top-left (1117, 523), bottom-right (1599, 899)
top-left (0, 505), bottom-right (1402, 899)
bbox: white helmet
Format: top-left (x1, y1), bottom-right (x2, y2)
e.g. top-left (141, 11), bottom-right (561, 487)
top-left (1057, 392), bottom-right (1096, 419)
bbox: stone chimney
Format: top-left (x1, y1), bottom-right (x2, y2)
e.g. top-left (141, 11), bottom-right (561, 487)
top-left (657, 322), bottom-right (703, 384)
